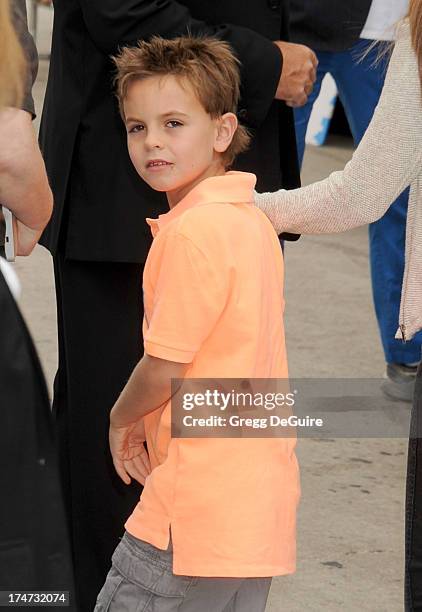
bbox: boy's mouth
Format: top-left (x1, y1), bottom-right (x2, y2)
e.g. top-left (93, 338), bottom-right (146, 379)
top-left (146, 159), bottom-right (173, 169)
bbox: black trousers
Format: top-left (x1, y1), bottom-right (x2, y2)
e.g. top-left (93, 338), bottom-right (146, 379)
top-left (52, 254), bottom-right (145, 611)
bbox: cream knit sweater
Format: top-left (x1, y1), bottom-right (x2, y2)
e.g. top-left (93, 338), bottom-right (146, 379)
top-left (256, 21), bottom-right (422, 341)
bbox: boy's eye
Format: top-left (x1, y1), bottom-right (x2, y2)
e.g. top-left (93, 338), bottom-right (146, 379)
top-left (128, 124), bottom-right (144, 134)
top-left (166, 120), bottom-right (183, 128)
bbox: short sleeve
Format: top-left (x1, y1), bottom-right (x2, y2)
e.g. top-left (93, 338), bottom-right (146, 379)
top-left (144, 231), bottom-right (229, 363)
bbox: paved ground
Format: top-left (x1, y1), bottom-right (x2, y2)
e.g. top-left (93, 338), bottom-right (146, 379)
top-left (14, 6), bottom-right (408, 610)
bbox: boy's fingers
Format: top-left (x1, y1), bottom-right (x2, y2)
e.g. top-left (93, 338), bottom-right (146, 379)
top-left (133, 455), bottom-right (150, 480)
top-left (125, 457), bottom-right (146, 486)
top-left (113, 458), bottom-right (131, 485)
top-left (139, 449), bottom-right (151, 473)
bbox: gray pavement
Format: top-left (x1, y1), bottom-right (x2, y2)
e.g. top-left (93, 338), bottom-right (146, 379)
top-left (14, 6), bottom-right (407, 611)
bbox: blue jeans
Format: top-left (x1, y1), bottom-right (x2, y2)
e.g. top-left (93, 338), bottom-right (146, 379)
top-left (294, 39), bottom-right (422, 364)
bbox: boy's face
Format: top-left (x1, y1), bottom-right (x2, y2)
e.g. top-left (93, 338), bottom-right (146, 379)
top-left (123, 75), bottom-right (236, 207)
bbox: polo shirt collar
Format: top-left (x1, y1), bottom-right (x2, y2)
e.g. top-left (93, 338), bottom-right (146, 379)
top-left (146, 171), bottom-right (256, 237)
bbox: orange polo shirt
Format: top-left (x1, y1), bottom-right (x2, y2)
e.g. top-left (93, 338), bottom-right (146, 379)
top-left (125, 171), bottom-right (300, 577)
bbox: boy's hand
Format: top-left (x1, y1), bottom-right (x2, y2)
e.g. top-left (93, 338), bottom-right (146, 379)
top-left (109, 418), bottom-right (152, 486)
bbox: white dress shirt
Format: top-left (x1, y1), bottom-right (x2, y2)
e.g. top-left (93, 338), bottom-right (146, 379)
top-left (361, 0), bottom-right (409, 40)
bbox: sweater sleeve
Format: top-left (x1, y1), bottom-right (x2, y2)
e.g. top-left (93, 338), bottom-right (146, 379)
top-left (255, 21), bottom-right (422, 235)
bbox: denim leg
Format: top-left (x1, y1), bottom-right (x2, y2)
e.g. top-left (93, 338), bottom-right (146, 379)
top-left (293, 51), bottom-right (332, 167)
top-left (368, 190), bottom-right (422, 364)
top-left (405, 364), bottom-right (422, 611)
top-left (330, 40), bottom-right (386, 143)
top-left (333, 40), bottom-right (422, 364)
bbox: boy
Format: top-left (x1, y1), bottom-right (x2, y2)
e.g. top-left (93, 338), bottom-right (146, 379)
top-left (95, 37), bottom-right (300, 611)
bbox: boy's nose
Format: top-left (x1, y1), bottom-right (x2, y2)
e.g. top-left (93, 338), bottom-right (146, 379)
top-left (144, 131), bottom-right (163, 150)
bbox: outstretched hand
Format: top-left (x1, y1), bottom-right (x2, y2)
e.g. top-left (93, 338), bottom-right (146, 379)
top-left (109, 418), bottom-right (152, 486)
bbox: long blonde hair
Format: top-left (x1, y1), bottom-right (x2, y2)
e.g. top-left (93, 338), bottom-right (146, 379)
top-left (0, 0), bottom-right (25, 108)
top-left (409, 0), bottom-right (422, 88)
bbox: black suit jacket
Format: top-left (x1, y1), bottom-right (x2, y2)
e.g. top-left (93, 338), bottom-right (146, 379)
top-left (289, 0), bottom-right (373, 52)
top-left (39, 0), bottom-right (300, 263)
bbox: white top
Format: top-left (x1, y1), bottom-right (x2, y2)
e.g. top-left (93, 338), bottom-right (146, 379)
top-left (256, 22), bottom-right (422, 341)
top-left (360, 0), bottom-right (409, 40)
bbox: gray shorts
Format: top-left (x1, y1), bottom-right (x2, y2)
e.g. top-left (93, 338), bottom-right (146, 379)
top-left (94, 532), bottom-right (272, 612)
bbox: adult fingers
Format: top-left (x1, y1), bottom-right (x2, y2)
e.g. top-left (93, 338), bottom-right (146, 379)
top-left (286, 92), bottom-right (308, 108)
top-left (304, 82), bottom-right (314, 96)
top-left (304, 47), bottom-right (318, 69)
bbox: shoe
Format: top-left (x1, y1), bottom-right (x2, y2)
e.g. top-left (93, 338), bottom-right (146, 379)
top-left (381, 362), bottom-right (418, 403)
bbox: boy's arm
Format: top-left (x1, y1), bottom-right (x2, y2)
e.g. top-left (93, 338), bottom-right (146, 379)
top-left (109, 229), bottom-right (227, 485)
top-left (110, 353), bottom-right (190, 428)
top-left (109, 354), bottom-right (190, 485)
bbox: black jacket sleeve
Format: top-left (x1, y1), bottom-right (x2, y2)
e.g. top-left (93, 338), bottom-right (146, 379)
top-left (79, 0), bottom-right (283, 128)
top-left (11, 0), bottom-right (38, 117)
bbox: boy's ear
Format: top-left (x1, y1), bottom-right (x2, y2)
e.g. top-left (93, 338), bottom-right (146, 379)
top-left (214, 112), bottom-right (238, 154)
